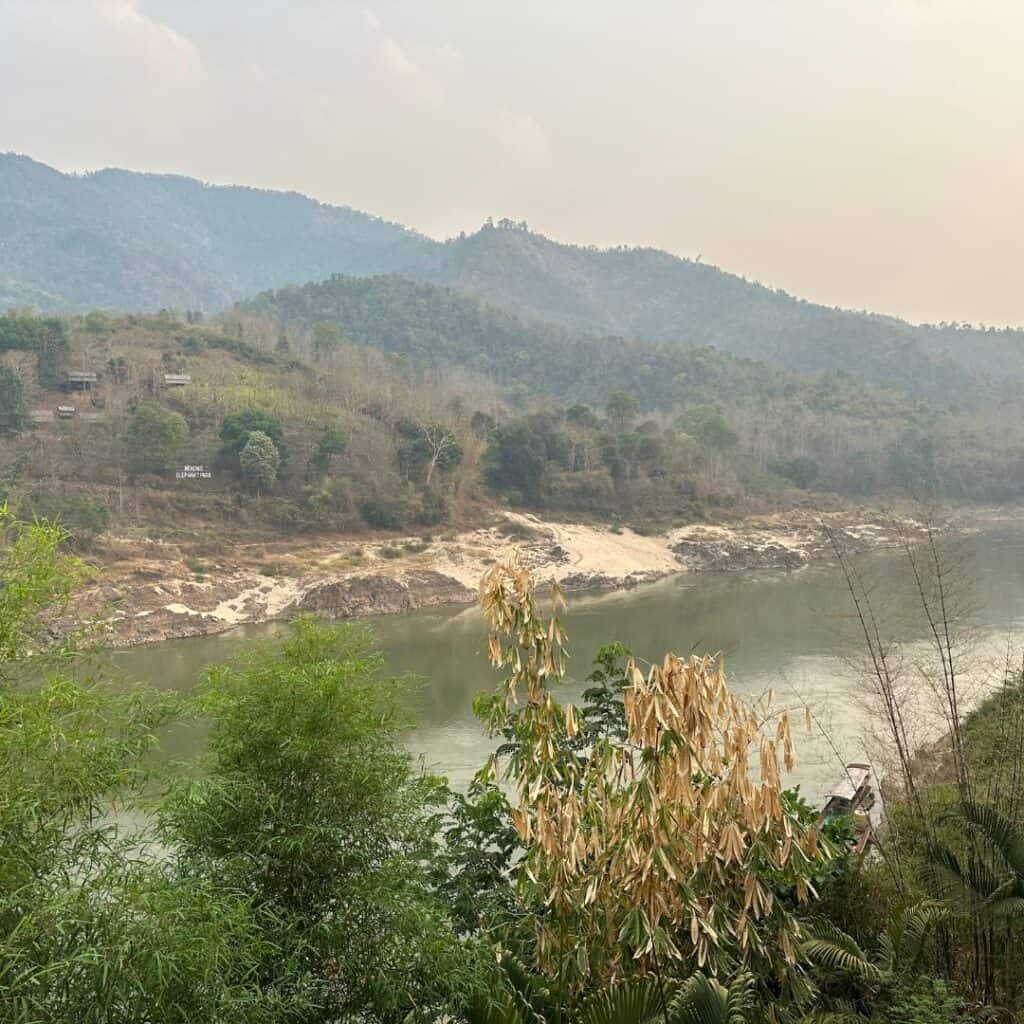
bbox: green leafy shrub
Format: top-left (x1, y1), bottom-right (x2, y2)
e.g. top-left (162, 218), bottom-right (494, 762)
top-left (768, 455), bottom-right (821, 489)
top-left (127, 402), bottom-right (189, 477)
top-left (218, 408), bottom-right (288, 464)
top-left (22, 491), bottom-right (112, 546)
top-left (414, 488), bottom-right (448, 526)
top-left (159, 619), bottom-right (484, 1020)
top-left (0, 366), bottom-right (26, 436)
top-left (359, 495), bottom-right (411, 530)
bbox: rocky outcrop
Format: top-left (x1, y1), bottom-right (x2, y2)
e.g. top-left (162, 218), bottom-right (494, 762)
top-left (669, 515), bottom-right (923, 572)
top-left (296, 570), bottom-right (474, 618)
top-left (672, 538), bottom-right (807, 572)
top-left (556, 570), bottom-right (665, 591)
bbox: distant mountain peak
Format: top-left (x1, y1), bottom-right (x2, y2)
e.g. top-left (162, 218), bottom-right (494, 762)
top-left (2, 152), bottom-right (1021, 398)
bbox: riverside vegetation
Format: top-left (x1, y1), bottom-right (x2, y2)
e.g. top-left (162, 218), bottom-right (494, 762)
top-left (5, 153), bottom-right (1024, 1021)
top-left (2, 508), bottom-right (1022, 1022)
top-left (5, 155), bottom-right (1024, 579)
top-left (1, 298), bottom-right (1022, 564)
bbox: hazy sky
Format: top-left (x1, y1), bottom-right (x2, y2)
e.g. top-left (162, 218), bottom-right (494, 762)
top-left (3, 0), bottom-right (1023, 325)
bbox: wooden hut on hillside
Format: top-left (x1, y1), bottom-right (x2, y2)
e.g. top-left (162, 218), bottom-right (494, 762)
top-left (62, 371), bottom-right (98, 391)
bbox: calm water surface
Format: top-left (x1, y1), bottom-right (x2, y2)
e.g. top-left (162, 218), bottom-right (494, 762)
top-left (111, 519), bottom-right (1024, 801)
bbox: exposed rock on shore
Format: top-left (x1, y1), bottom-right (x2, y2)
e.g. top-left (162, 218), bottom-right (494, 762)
top-left (668, 515), bottom-right (910, 572)
top-left (297, 571), bottom-right (474, 617)
top-left (672, 537), bottom-right (806, 572)
top-left (74, 507), bottom-right (923, 647)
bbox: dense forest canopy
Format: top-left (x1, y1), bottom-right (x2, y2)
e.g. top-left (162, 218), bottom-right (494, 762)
top-left (5, 154), bottom-right (1024, 403)
top-left (242, 273), bottom-right (926, 418)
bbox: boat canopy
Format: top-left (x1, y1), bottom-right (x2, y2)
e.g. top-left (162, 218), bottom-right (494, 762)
top-left (824, 764), bottom-right (873, 802)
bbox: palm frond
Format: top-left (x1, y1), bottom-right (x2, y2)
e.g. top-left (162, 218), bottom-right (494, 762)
top-left (469, 954), bottom-right (551, 1024)
top-left (671, 972), bottom-right (756, 1024)
top-left (928, 842), bottom-right (969, 888)
top-left (794, 1013), bottom-right (862, 1024)
top-left (577, 976), bottom-right (667, 1024)
top-left (986, 894), bottom-right (1024, 920)
top-left (928, 842), bottom-right (1001, 898)
top-left (465, 986), bottom-right (535, 1024)
top-left (498, 952), bottom-right (553, 1014)
top-left (802, 939), bottom-right (883, 982)
top-left (960, 801), bottom-right (1024, 879)
top-left (885, 900), bottom-right (945, 973)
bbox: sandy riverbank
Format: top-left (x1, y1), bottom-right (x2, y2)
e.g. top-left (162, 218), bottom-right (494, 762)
top-left (67, 507), bottom-right (927, 647)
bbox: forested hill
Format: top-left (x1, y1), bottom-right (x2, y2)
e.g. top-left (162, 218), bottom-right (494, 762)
top-left (408, 222), bottom-right (1023, 401)
top-left (243, 274), bottom-right (920, 423)
top-left (0, 153), bottom-right (430, 313)
top-left (5, 153), bottom-right (1023, 400)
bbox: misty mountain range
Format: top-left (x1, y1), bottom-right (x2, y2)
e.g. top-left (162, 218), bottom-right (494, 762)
top-left (2, 152), bottom-right (1022, 401)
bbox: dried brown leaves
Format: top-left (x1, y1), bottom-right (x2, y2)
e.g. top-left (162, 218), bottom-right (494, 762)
top-left (479, 553), bottom-right (829, 990)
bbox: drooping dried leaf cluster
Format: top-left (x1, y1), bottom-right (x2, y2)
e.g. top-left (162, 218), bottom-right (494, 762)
top-left (478, 553), bottom-right (830, 994)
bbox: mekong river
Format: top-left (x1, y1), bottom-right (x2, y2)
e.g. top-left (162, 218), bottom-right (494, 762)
top-left (110, 517), bottom-right (1024, 801)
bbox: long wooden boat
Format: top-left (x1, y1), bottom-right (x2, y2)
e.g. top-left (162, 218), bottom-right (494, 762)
top-left (818, 762), bottom-right (884, 854)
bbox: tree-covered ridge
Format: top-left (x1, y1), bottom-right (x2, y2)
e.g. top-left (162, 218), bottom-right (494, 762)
top-left (5, 154), bottom-right (1024, 403)
top-left (0, 153), bottom-right (430, 313)
top-left (2, 303), bottom-right (1022, 552)
top-left (408, 221), bottom-right (1024, 402)
top-left (242, 273), bottom-right (924, 421)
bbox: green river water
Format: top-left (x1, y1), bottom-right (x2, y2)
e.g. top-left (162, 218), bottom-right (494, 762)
top-left (110, 518), bottom-right (1024, 801)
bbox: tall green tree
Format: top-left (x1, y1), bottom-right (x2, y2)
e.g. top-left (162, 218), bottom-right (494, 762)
top-left (219, 408), bottom-right (289, 464)
top-left (396, 420), bottom-right (463, 485)
top-left (0, 366), bottom-right (26, 437)
top-left (0, 510), bottom-right (273, 1024)
top-left (308, 425), bottom-right (348, 477)
top-left (605, 390), bottom-right (638, 433)
top-left (239, 429), bottom-right (281, 494)
top-left (126, 402), bottom-right (189, 476)
top-left (0, 313), bottom-right (70, 387)
top-left (484, 417), bottom-right (568, 504)
top-left (674, 405), bottom-right (738, 452)
top-left (160, 619), bottom-right (484, 1022)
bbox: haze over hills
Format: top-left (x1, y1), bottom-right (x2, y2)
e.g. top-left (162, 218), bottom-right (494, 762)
top-left (3, 152), bottom-right (1023, 401)
top-left (0, 153), bottom-right (430, 313)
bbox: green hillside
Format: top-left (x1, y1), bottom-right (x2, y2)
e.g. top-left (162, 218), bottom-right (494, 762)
top-left (0, 153), bottom-right (429, 313)
top-left (407, 221), bottom-right (1024, 401)
top-left (2, 264), bottom-right (1022, 559)
top-left (5, 155), bottom-right (1023, 403)
top-left (242, 273), bottom-right (922, 421)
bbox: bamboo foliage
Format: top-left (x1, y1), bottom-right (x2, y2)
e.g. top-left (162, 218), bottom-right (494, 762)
top-left (478, 553), bottom-right (831, 997)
